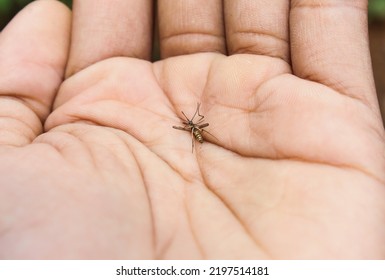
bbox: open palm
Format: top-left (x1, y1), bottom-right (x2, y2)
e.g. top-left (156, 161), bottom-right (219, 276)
top-left (0, 1), bottom-right (384, 259)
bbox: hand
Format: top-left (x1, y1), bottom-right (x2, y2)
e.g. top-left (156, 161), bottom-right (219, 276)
top-left (0, 0), bottom-right (384, 259)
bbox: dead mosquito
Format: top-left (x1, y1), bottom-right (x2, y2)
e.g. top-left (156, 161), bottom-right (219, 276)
top-left (172, 103), bottom-right (217, 152)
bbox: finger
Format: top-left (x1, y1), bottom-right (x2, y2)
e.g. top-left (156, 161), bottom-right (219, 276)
top-left (0, 0), bottom-right (70, 146)
top-left (158, 0), bottom-right (226, 58)
top-left (66, 0), bottom-right (153, 77)
top-left (224, 0), bottom-right (290, 62)
top-left (290, 0), bottom-right (378, 110)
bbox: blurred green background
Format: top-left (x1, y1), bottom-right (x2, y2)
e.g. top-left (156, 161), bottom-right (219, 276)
top-left (369, 0), bottom-right (385, 21)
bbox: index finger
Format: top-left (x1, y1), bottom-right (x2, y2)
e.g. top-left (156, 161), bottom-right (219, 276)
top-left (66, 0), bottom-right (153, 77)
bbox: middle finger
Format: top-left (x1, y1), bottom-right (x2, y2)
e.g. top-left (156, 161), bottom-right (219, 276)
top-left (158, 0), bottom-right (226, 58)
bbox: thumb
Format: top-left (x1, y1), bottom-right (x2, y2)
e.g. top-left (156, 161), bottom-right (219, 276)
top-left (0, 0), bottom-right (71, 146)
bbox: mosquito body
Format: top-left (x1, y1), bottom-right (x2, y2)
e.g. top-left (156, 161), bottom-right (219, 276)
top-left (172, 103), bottom-right (215, 152)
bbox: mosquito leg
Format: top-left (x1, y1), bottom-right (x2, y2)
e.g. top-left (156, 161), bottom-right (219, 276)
top-left (190, 103), bottom-right (199, 122)
top-left (181, 111), bottom-right (189, 122)
top-left (197, 103), bottom-right (203, 117)
top-left (191, 128), bottom-right (195, 153)
top-left (196, 103), bottom-right (205, 123)
top-left (172, 125), bottom-right (190, 131)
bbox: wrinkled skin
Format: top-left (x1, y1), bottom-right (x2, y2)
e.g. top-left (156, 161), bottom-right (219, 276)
top-left (0, 0), bottom-right (384, 259)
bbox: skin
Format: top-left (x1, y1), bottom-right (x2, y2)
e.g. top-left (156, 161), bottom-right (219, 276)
top-left (0, 0), bottom-right (384, 259)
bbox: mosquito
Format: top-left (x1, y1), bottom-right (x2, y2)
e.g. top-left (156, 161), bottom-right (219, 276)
top-left (172, 103), bottom-right (217, 152)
